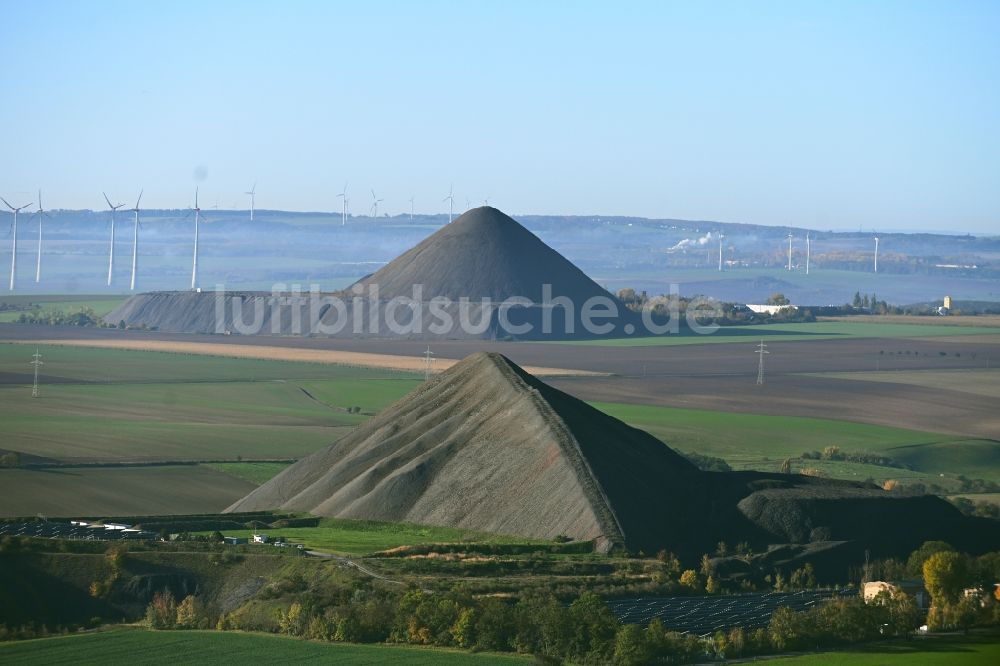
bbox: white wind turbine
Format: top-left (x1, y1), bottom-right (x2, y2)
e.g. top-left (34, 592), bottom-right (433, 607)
top-left (245, 182), bottom-right (256, 222)
top-left (190, 188), bottom-right (202, 290)
top-left (2, 196), bottom-right (33, 291)
top-left (786, 233), bottom-right (793, 271)
top-left (873, 233), bottom-right (879, 273)
top-left (370, 189), bottom-right (383, 219)
top-left (337, 182), bottom-right (348, 226)
top-left (129, 190), bottom-right (143, 291)
top-left (34, 190), bottom-right (49, 283)
top-left (806, 233), bottom-right (811, 275)
top-left (103, 192), bottom-right (126, 286)
top-left (408, 196), bottom-right (414, 222)
top-left (443, 184), bottom-right (454, 223)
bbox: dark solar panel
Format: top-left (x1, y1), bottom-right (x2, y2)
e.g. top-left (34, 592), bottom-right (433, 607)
top-left (607, 589), bottom-right (856, 636)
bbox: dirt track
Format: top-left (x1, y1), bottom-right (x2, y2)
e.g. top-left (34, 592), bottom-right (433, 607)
top-left (8, 338), bottom-right (604, 378)
top-left (2, 323), bottom-right (998, 438)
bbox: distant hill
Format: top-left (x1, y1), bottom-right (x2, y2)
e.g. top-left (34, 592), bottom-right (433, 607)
top-left (353, 206), bottom-right (617, 303)
top-left (105, 207), bottom-right (640, 339)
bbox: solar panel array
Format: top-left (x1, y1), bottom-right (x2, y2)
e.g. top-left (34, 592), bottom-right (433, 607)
top-left (0, 521), bottom-right (157, 541)
top-left (607, 589), bottom-right (857, 636)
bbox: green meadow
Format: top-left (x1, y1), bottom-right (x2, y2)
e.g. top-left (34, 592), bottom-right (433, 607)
top-left (0, 628), bottom-right (530, 665)
top-left (751, 632), bottom-right (1000, 665)
top-left (198, 516), bottom-right (549, 556)
top-left (592, 402), bottom-right (1000, 486)
top-left (0, 343), bottom-right (419, 462)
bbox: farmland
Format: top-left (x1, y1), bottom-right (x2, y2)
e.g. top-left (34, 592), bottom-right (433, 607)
top-left (0, 295), bottom-right (126, 323)
top-left (594, 402), bottom-right (1000, 487)
top-left (0, 628), bottom-right (530, 665)
top-left (559, 319), bottom-right (1000, 347)
top-left (752, 631), bottom-right (1000, 665)
top-left (2, 328), bottom-right (999, 516)
top-left (0, 342), bottom-right (418, 462)
top-left (0, 465), bottom-right (255, 517)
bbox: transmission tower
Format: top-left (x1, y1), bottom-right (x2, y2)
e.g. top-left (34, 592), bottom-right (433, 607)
top-left (30, 348), bottom-right (43, 397)
top-left (422, 346), bottom-right (435, 381)
top-left (755, 339), bottom-right (769, 385)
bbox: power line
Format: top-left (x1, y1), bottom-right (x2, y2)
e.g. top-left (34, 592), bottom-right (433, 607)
top-left (30, 348), bottom-right (43, 397)
top-left (755, 339), bottom-right (769, 385)
top-left (422, 346), bottom-right (435, 381)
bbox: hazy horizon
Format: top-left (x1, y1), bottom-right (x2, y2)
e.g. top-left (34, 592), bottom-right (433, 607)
top-left (2, 1), bottom-right (998, 234)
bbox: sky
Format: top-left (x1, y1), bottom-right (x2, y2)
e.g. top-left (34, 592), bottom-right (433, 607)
top-left (1, 0), bottom-right (998, 233)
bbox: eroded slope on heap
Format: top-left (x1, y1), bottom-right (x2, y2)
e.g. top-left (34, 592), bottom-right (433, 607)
top-left (226, 352), bottom-right (700, 551)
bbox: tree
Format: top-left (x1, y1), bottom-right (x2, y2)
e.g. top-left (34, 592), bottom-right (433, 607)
top-left (144, 590), bottom-right (177, 629)
top-left (175, 595), bottom-right (203, 629)
top-left (952, 594), bottom-right (980, 635)
top-left (679, 569), bottom-right (702, 593)
top-left (872, 589), bottom-right (921, 638)
top-left (907, 541), bottom-right (955, 577)
top-left (705, 575), bottom-right (721, 594)
top-left (657, 551), bottom-right (682, 578)
top-left (451, 608), bottom-right (476, 649)
top-left (613, 623), bottom-right (651, 666)
top-left (767, 293), bottom-right (790, 306)
top-left (278, 602), bottom-right (305, 636)
top-left (567, 592), bottom-right (618, 664)
top-left (768, 606), bottom-right (802, 651)
top-left (779, 458), bottom-right (792, 474)
top-left (726, 627), bottom-right (746, 657)
top-left (923, 551), bottom-right (969, 606)
top-left (474, 599), bottom-right (515, 652)
top-left (307, 615), bottom-right (333, 641)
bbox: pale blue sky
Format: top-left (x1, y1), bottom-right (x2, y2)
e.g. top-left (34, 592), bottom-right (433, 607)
top-left (1, 0), bottom-right (998, 232)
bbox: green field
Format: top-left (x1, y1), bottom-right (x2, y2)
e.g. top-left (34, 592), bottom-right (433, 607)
top-left (204, 461), bottom-right (292, 485)
top-left (0, 294), bottom-right (127, 322)
top-left (752, 632), bottom-right (1000, 665)
top-left (199, 516), bottom-right (550, 556)
top-left (555, 320), bottom-right (1000, 347)
top-left (0, 343), bottom-right (419, 462)
top-left (0, 628), bottom-right (529, 665)
top-left (0, 465), bottom-right (255, 517)
top-left (592, 402), bottom-right (1000, 485)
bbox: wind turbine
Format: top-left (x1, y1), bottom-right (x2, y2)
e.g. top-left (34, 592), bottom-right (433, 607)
top-left (129, 190), bottom-right (143, 291)
top-left (191, 188), bottom-right (202, 290)
top-left (786, 233), bottom-right (793, 271)
top-left (103, 192), bottom-right (125, 286)
top-left (443, 184), bottom-right (454, 223)
top-left (370, 189), bottom-right (383, 219)
top-left (34, 190), bottom-right (49, 283)
top-left (408, 196), bottom-right (414, 222)
top-left (337, 183), bottom-right (348, 226)
top-left (806, 233), bottom-right (811, 275)
top-left (873, 233), bottom-right (879, 273)
top-left (718, 232), bottom-right (724, 272)
top-left (245, 182), bottom-right (256, 222)
top-left (2, 196), bottom-right (33, 291)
